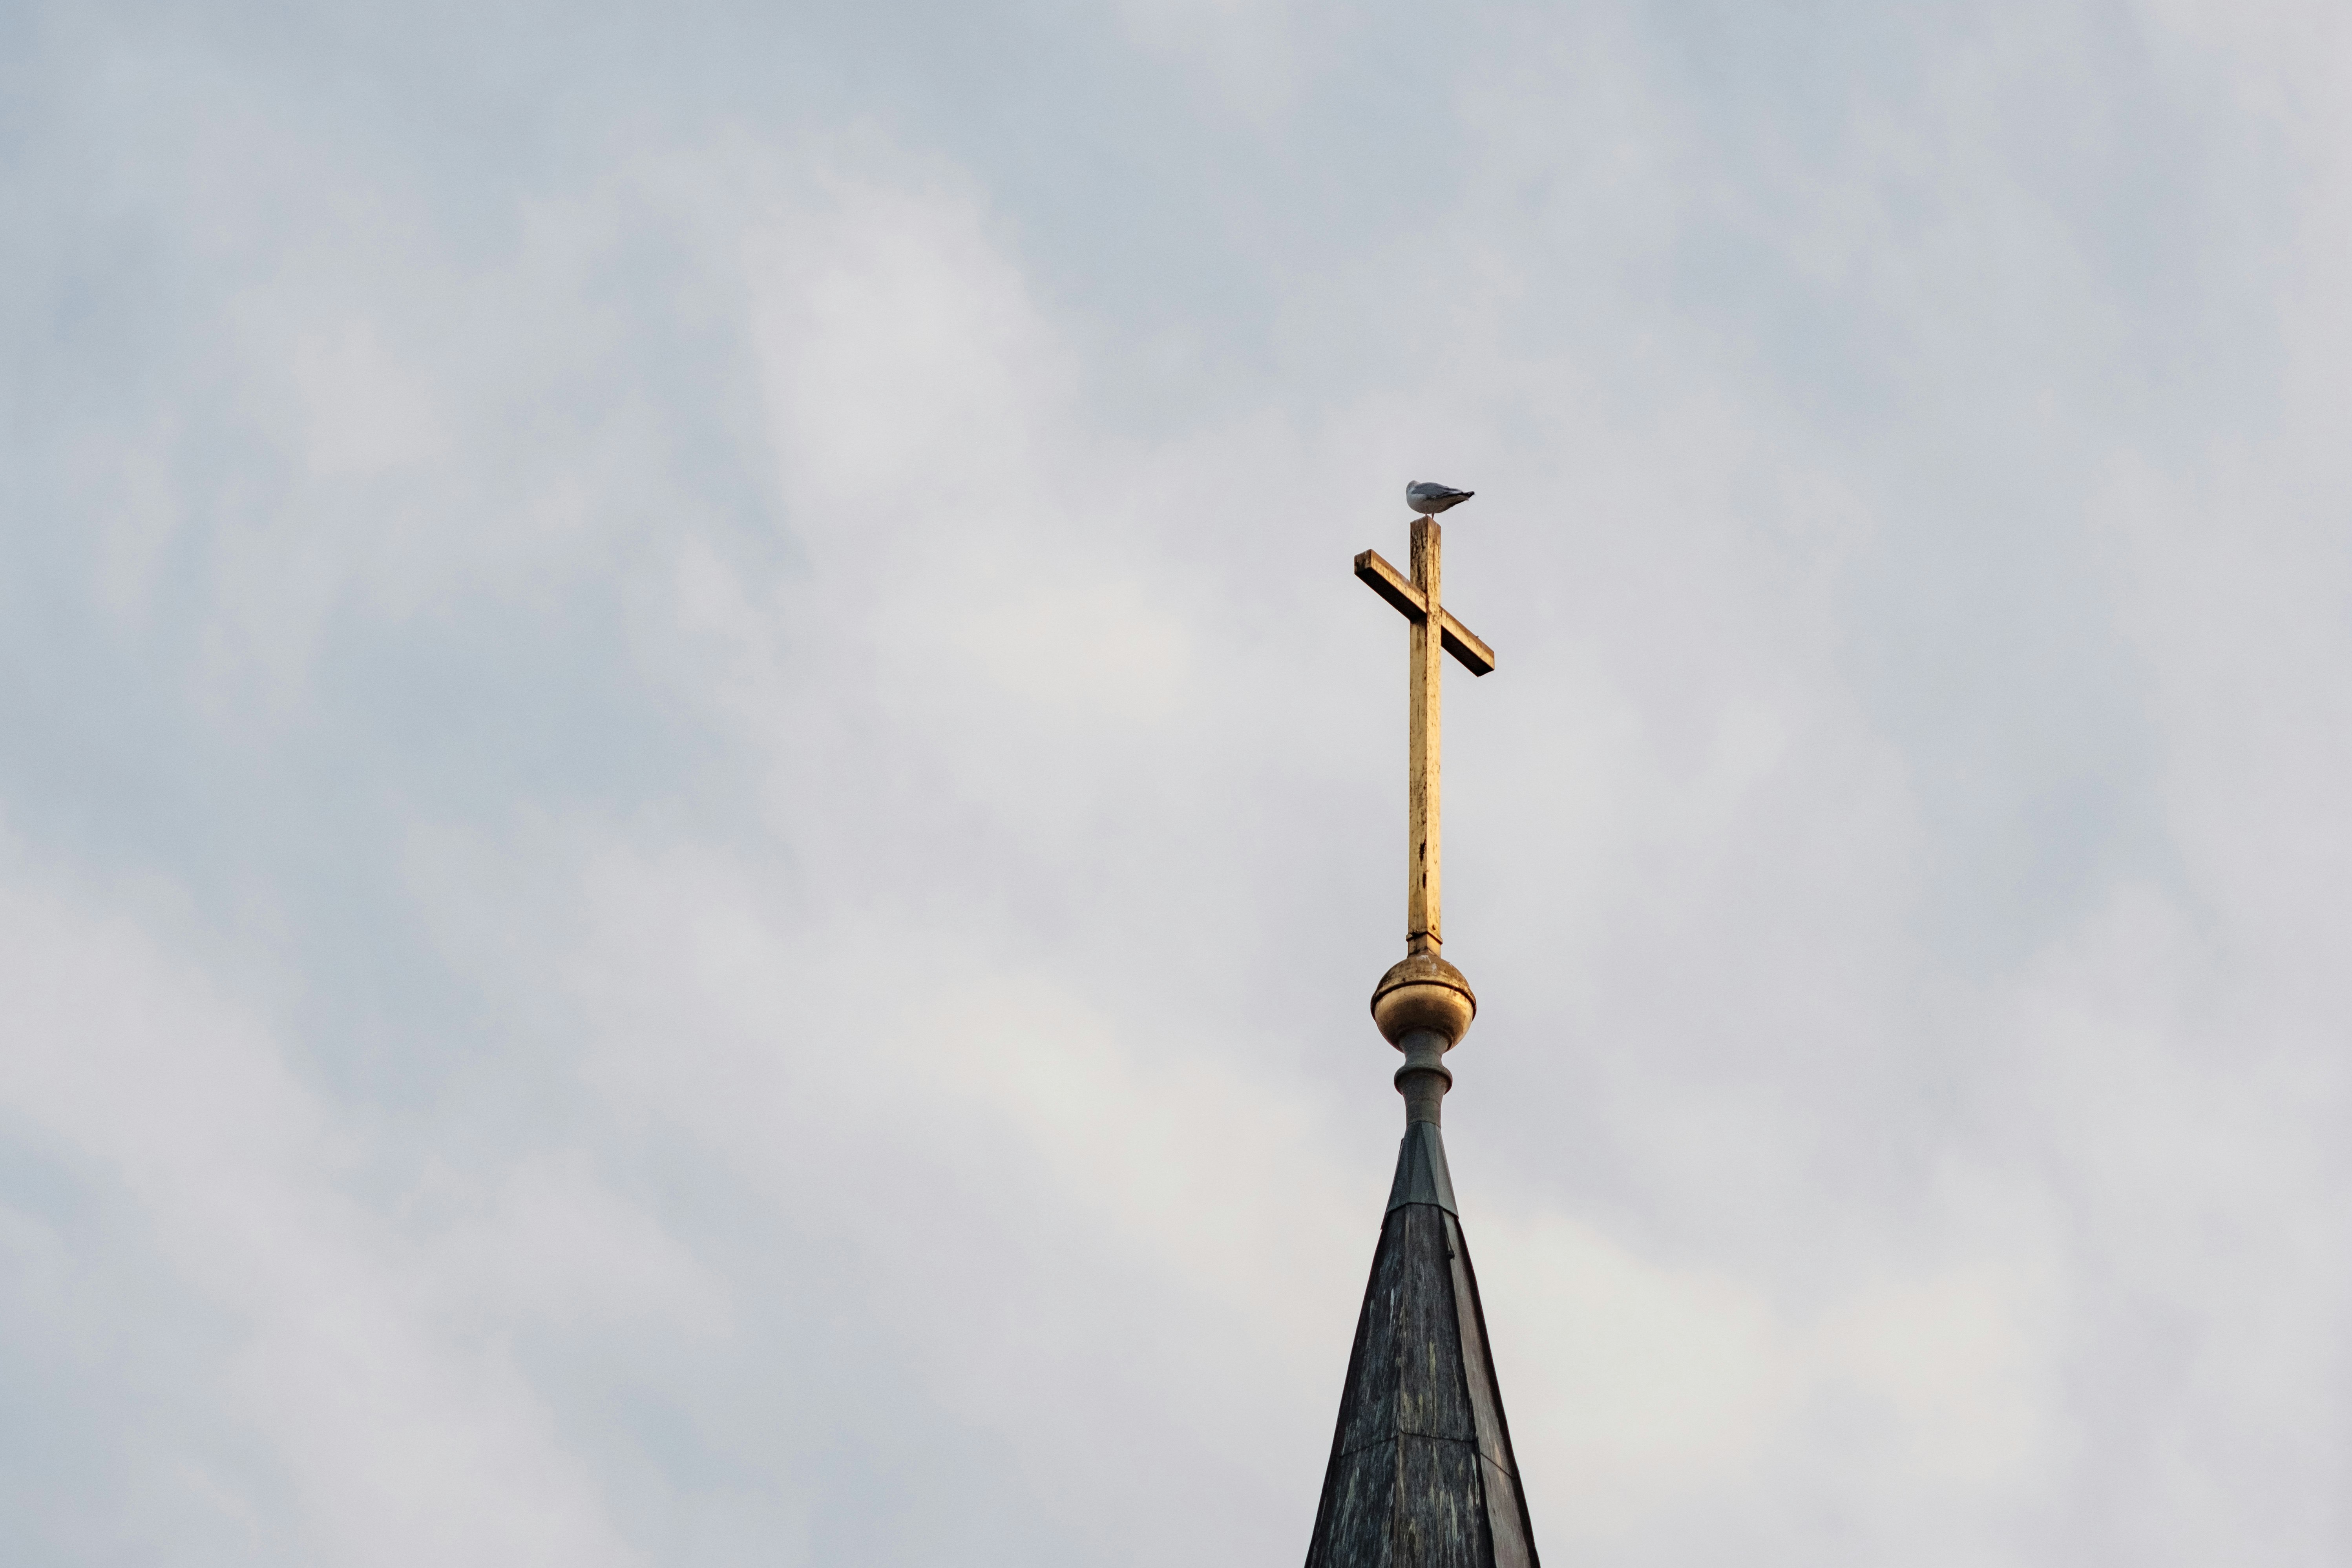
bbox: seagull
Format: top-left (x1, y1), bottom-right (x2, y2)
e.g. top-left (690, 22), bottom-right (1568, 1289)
top-left (1407, 481), bottom-right (1474, 516)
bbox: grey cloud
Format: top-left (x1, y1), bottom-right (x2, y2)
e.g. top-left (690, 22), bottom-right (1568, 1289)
top-left (4, 2), bottom-right (2351, 1564)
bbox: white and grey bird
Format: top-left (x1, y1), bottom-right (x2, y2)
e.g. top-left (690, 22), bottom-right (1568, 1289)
top-left (1406, 481), bottom-right (1474, 516)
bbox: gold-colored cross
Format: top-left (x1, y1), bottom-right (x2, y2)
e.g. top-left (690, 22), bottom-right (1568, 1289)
top-left (1355, 516), bottom-right (1496, 960)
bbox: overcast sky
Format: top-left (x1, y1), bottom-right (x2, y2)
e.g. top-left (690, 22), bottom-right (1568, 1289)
top-left (6, 2), bottom-right (2352, 1563)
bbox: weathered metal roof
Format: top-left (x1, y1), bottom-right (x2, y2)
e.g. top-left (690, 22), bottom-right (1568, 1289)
top-left (1305, 1123), bottom-right (1538, 1568)
top-left (1384, 1120), bottom-right (1459, 1216)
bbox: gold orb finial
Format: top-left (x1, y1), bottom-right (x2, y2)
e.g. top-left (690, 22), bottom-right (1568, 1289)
top-left (1370, 951), bottom-right (1477, 1049)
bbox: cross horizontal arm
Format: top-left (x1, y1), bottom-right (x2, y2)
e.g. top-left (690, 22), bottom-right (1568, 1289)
top-left (1354, 548), bottom-right (1423, 618)
top-left (1353, 550), bottom-right (1498, 676)
top-left (1439, 613), bottom-right (1497, 677)
top-left (1355, 552), bottom-right (1421, 625)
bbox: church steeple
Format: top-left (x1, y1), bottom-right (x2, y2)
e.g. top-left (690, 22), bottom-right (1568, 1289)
top-left (1306, 1119), bottom-right (1538, 1568)
top-left (1307, 505), bottom-right (1538, 1567)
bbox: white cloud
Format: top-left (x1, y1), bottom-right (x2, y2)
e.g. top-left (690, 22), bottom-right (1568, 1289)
top-left (290, 320), bottom-right (448, 478)
top-left (0, 846), bottom-right (706, 1566)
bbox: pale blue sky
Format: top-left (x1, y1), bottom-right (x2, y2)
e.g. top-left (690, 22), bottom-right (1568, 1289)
top-left (5, 3), bottom-right (2350, 1564)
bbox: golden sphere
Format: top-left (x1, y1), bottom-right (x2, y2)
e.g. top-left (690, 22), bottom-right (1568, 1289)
top-left (1370, 953), bottom-right (1477, 1048)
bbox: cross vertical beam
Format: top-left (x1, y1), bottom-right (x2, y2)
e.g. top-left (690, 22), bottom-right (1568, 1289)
top-left (1408, 516), bottom-right (1444, 955)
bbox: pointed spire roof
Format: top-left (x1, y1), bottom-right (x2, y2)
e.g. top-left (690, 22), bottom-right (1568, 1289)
top-left (1305, 1121), bottom-right (1539, 1568)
